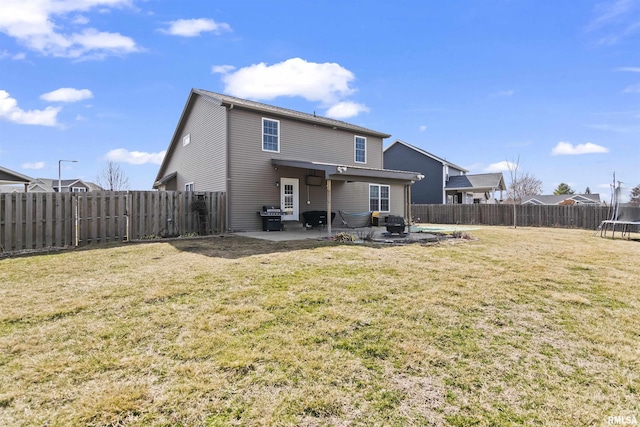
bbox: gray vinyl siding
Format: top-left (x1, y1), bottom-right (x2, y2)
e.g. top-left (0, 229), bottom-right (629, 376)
top-left (384, 143), bottom-right (445, 204)
top-left (230, 109), bottom-right (384, 168)
top-left (227, 109), bottom-right (387, 230)
top-left (331, 182), bottom-right (406, 226)
top-left (330, 181), bottom-right (369, 225)
top-left (162, 96), bottom-right (227, 192)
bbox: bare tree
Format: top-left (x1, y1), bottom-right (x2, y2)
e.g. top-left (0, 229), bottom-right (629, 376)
top-left (506, 156), bottom-right (543, 228)
top-left (630, 184), bottom-right (640, 207)
top-left (506, 157), bottom-right (521, 228)
top-left (511, 171), bottom-right (543, 200)
top-left (96, 160), bottom-right (130, 191)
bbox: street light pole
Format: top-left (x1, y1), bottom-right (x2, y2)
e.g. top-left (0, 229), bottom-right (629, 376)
top-left (58, 159), bottom-right (78, 193)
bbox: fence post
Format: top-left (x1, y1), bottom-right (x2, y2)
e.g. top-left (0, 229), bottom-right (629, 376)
top-left (73, 195), bottom-right (79, 247)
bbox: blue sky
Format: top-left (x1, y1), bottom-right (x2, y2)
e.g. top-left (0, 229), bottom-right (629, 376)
top-left (1, 0), bottom-right (638, 201)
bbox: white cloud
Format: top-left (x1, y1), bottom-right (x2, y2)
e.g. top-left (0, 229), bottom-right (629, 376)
top-left (586, 0), bottom-right (640, 45)
top-left (161, 18), bottom-right (231, 37)
top-left (551, 141), bottom-right (609, 155)
top-left (325, 101), bottom-right (369, 119)
top-left (218, 57), bottom-right (370, 117)
top-left (22, 161), bottom-right (45, 170)
top-left (0, 90), bottom-right (60, 126)
top-left (485, 161), bottom-right (517, 173)
top-left (616, 66), bottom-right (640, 72)
top-left (211, 64), bottom-right (236, 74)
top-left (221, 58), bottom-right (357, 105)
top-left (0, 50), bottom-right (25, 60)
top-left (41, 88), bottom-right (93, 103)
top-left (586, 123), bottom-right (631, 133)
top-left (419, 125), bottom-right (427, 132)
top-left (0, 0), bottom-right (139, 59)
top-left (623, 83), bottom-right (640, 93)
top-left (72, 15), bottom-right (90, 25)
top-left (105, 148), bottom-right (166, 165)
top-left (489, 90), bottom-right (515, 98)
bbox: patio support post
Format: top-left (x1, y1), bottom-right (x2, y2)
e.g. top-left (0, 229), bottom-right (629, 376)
top-left (326, 179), bottom-right (332, 238)
top-left (407, 184), bottom-right (412, 227)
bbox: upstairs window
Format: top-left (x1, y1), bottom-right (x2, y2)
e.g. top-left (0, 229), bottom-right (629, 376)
top-left (355, 136), bottom-right (366, 163)
top-left (185, 182), bottom-right (194, 191)
top-left (183, 133), bottom-right (191, 147)
top-left (262, 118), bottom-right (280, 152)
top-left (369, 184), bottom-right (390, 212)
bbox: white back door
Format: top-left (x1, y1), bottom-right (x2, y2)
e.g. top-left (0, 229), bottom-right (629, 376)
top-left (280, 178), bottom-right (299, 221)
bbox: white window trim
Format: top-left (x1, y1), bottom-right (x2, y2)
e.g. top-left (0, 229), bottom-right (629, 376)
top-left (369, 184), bottom-right (390, 213)
top-left (354, 136), bottom-right (366, 164)
top-left (183, 133), bottom-right (191, 147)
top-left (72, 187), bottom-right (86, 192)
top-left (185, 182), bottom-right (194, 191)
top-left (262, 118), bottom-right (280, 153)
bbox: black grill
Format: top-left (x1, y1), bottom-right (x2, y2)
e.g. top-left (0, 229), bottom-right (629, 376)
top-left (385, 215), bottom-right (406, 234)
top-left (258, 206), bottom-right (283, 231)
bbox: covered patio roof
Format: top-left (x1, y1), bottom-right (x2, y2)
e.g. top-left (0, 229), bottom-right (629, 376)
top-left (0, 166), bottom-right (33, 186)
top-left (271, 159), bottom-right (422, 183)
top-left (272, 159), bottom-right (422, 237)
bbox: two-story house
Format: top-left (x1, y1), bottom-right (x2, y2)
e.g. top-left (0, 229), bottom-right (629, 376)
top-left (383, 140), bottom-right (505, 204)
top-left (28, 178), bottom-right (99, 193)
top-left (153, 90), bottom-right (422, 232)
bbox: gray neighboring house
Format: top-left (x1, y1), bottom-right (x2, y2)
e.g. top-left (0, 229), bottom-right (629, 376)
top-left (383, 140), bottom-right (505, 204)
top-left (28, 178), bottom-right (101, 193)
top-left (522, 194), bottom-right (602, 205)
top-left (153, 89), bottom-right (423, 232)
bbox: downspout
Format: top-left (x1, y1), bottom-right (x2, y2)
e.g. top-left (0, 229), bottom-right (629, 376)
top-left (442, 165), bottom-right (447, 204)
top-left (326, 179), bottom-right (332, 238)
top-left (407, 184), bottom-right (412, 228)
top-left (225, 104), bottom-right (232, 232)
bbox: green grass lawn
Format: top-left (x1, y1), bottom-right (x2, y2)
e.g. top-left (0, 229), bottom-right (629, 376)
top-left (0, 227), bottom-right (638, 426)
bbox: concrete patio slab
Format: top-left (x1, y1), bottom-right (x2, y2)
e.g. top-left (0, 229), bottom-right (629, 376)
top-left (235, 225), bottom-right (451, 242)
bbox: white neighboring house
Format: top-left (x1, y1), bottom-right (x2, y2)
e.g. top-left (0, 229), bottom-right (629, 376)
top-left (28, 178), bottom-right (103, 193)
top-left (521, 194), bottom-right (602, 205)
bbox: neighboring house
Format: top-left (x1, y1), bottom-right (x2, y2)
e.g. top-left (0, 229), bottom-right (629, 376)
top-left (383, 140), bottom-right (505, 204)
top-left (0, 165), bottom-right (34, 192)
top-left (85, 182), bottom-right (106, 192)
top-left (445, 173), bottom-right (506, 204)
top-left (153, 89), bottom-right (423, 232)
top-left (28, 178), bottom-right (102, 193)
top-left (521, 194), bottom-right (602, 206)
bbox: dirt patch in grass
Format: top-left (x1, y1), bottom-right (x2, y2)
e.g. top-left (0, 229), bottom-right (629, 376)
top-left (0, 227), bottom-right (638, 425)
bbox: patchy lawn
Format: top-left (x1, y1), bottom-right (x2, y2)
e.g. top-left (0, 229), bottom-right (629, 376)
top-left (0, 227), bottom-right (638, 426)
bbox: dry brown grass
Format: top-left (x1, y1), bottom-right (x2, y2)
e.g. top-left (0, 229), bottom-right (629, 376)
top-left (0, 226), bottom-right (638, 426)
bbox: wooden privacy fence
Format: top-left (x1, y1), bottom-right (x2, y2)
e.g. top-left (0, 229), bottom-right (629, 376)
top-left (411, 204), bottom-right (619, 230)
top-left (1, 191), bottom-right (225, 253)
